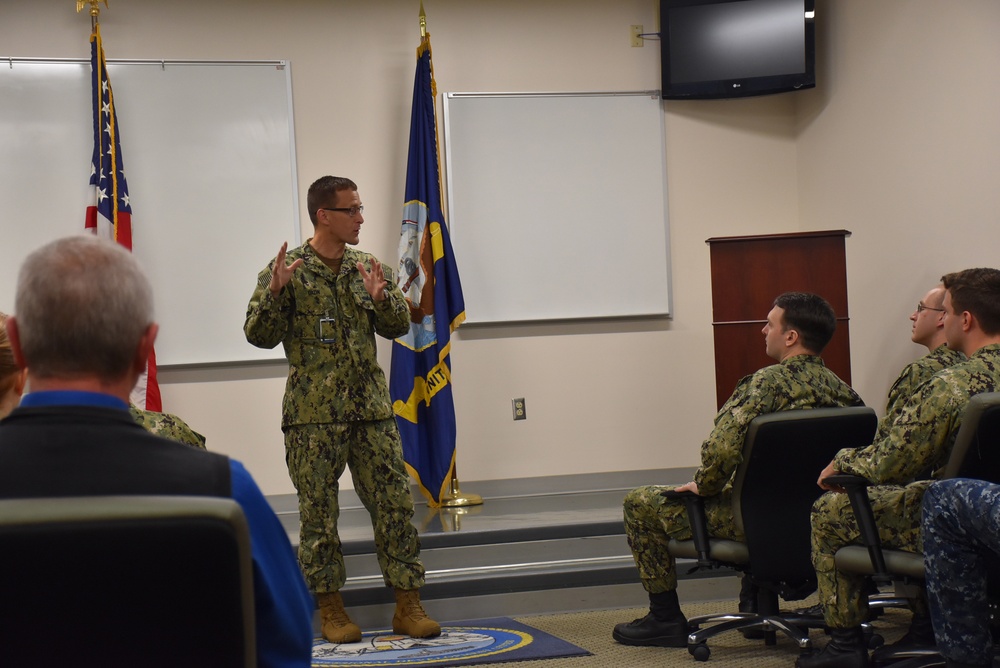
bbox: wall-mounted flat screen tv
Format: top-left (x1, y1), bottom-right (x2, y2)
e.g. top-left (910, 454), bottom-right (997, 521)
top-left (660, 0), bottom-right (815, 100)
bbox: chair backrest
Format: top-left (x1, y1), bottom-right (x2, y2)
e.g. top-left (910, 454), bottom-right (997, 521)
top-left (943, 392), bottom-right (1000, 482)
top-left (0, 495), bottom-right (256, 668)
top-left (733, 406), bottom-right (877, 596)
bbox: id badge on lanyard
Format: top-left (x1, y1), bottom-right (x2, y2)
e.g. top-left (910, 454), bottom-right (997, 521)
top-left (317, 313), bottom-right (337, 344)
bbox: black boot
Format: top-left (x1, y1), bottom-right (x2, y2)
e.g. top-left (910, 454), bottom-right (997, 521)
top-left (795, 626), bottom-right (870, 668)
top-left (870, 613), bottom-right (935, 664)
top-left (612, 590), bottom-right (689, 648)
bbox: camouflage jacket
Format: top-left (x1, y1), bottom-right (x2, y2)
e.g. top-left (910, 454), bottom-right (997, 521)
top-left (834, 343), bottom-right (1000, 485)
top-left (694, 354), bottom-right (863, 496)
top-left (129, 405), bottom-right (207, 449)
top-left (874, 344), bottom-right (966, 441)
top-left (244, 241), bottom-right (410, 427)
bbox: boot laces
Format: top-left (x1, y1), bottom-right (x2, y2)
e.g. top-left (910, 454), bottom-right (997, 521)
top-left (321, 600), bottom-right (353, 627)
top-left (402, 598), bottom-right (428, 621)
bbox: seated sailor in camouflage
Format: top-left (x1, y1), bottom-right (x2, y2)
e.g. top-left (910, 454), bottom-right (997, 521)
top-left (129, 404), bottom-right (207, 449)
top-left (873, 284), bottom-right (965, 442)
top-left (800, 268), bottom-right (1000, 668)
top-left (614, 292), bottom-right (863, 649)
top-left (800, 284), bottom-right (963, 653)
top-left (244, 176), bottom-right (438, 644)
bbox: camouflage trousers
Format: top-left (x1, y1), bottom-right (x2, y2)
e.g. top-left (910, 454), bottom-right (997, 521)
top-left (923, 479), bottom-right (1000, 666)
top-left (811, 482), bottom-right (930, 628)
top-left (284, 419), bottom-right (425, 594)
top-left (623, 485), bottom-right (741, 593)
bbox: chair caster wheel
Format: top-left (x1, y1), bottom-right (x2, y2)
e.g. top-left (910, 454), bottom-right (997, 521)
top-left (866, 632), bottom-right (884, 650)
top-left (689, 642), bottom-right (710, 661)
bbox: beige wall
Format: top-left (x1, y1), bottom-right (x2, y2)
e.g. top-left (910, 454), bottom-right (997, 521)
top-left (797, 0), bottom-right (1000, 410)
top-left (2, 1), bottom-right (998, 495)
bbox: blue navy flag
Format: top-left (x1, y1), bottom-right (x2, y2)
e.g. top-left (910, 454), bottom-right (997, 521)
top-left (390, 34), bottom-right (466, 507)
top-left (84, 24), bottom-right (161, 411)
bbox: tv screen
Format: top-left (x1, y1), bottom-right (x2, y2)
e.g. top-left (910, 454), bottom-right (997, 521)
top-left (660, 0), bottom-right (815, 100)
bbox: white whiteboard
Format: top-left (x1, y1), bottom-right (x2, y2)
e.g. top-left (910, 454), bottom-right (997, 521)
top-left (442, 91), bottom-right (671, 324)
top-left (0, 58), bottom-right (299, 366)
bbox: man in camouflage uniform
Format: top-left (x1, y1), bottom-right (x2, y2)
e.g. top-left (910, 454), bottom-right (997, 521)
top-left (922, 479), bottom-right (1000, 668)
top-left (794, 283), bottom-right (965, 625)
top-left (245, 176), bottom-right (438, 644)
top-left (613, 292), bottom-right (863, 649)
top-left (799, 268), bottom-right (1000, 668)
top-left (847, 283), bottom-right (965, 651)
top-left (130, 404), bottom-right (207, 449)
top-left (874, 284), bottom-right (965, 442)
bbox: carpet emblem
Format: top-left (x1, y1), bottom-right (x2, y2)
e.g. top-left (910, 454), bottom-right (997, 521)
top-left (312, 626), bottom-right (530, 666)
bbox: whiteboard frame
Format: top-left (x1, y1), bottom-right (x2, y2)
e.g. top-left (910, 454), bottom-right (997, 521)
top-left (0, 57), bottom-right (300, 367)
top-left (442, 91), bottom-right (672, 325)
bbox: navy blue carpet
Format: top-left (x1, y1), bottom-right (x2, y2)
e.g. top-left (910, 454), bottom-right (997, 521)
top-left (311, 616), bottom-right (592, 667)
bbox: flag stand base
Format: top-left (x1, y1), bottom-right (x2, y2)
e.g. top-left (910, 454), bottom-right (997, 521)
top-left (440, 476), bottom-right (483, 507)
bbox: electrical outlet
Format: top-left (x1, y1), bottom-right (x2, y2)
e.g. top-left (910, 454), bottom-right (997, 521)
top-left (630, 24), bottom-right (644, 47)
top-left (512, 398), bottom-right (526, 421)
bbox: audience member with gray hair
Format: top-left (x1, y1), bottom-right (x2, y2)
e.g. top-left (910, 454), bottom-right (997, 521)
top-left (11, 234), bottom-right (155, 383)
top-left (0, 234), bottom-right (315, 668)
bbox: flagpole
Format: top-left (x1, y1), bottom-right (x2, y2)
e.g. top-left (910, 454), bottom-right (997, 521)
top-left (415, 4), bottom-right (482, 510)
top-left (77, 0), bottom-right (162, 411)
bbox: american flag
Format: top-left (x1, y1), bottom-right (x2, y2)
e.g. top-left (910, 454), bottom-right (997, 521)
top-left (85, 24), bottom-right (161, 411)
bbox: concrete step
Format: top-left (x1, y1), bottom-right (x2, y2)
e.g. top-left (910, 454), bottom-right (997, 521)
top-left (343, 533), bottom-right (639, 603)
top-left (271, 468), bottom-right (741, 624)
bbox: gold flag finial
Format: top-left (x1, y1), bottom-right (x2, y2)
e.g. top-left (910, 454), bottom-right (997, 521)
top-left (419, 1), bottom-right (427, 38)
top-left (76, 0), bottom-right (108, 18)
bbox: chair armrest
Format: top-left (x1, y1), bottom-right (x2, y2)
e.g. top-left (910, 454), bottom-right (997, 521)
top-left (822, 473), bottom-right (868, 489)
top-left (662, 489), bottom-right (713, 567)
top-left (821, 474), bottom-right (890, 582)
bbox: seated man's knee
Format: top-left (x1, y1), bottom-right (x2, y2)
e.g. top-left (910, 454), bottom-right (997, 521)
top-left (811, 490), bottom-right (849, 524)
top-left (624, 486), bottom-right (661, 514)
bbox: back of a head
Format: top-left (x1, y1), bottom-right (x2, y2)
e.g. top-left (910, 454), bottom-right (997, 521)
top-left (14, 235), bottom-right (154, 382)
top-left (942, 268), bottom-right (1000, 336)
top-left (773, 292), bottom-right (837, 354)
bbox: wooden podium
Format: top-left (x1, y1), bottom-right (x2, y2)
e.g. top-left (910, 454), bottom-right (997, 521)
top-left (706, 230), bottom-right (852, 409)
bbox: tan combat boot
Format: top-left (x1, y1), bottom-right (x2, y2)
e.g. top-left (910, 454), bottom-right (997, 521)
top-left (317, 591), bottom-right (362, 643)
top-left (392, 588), bottom-right (441, 638)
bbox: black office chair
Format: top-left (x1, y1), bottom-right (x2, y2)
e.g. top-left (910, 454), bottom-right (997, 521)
top-left (0, 495), bottom-right (256, 668)
top-left (829, 391), bottom-right (1000, 668)
top-left (665, 406), bottom-right (878, 661)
